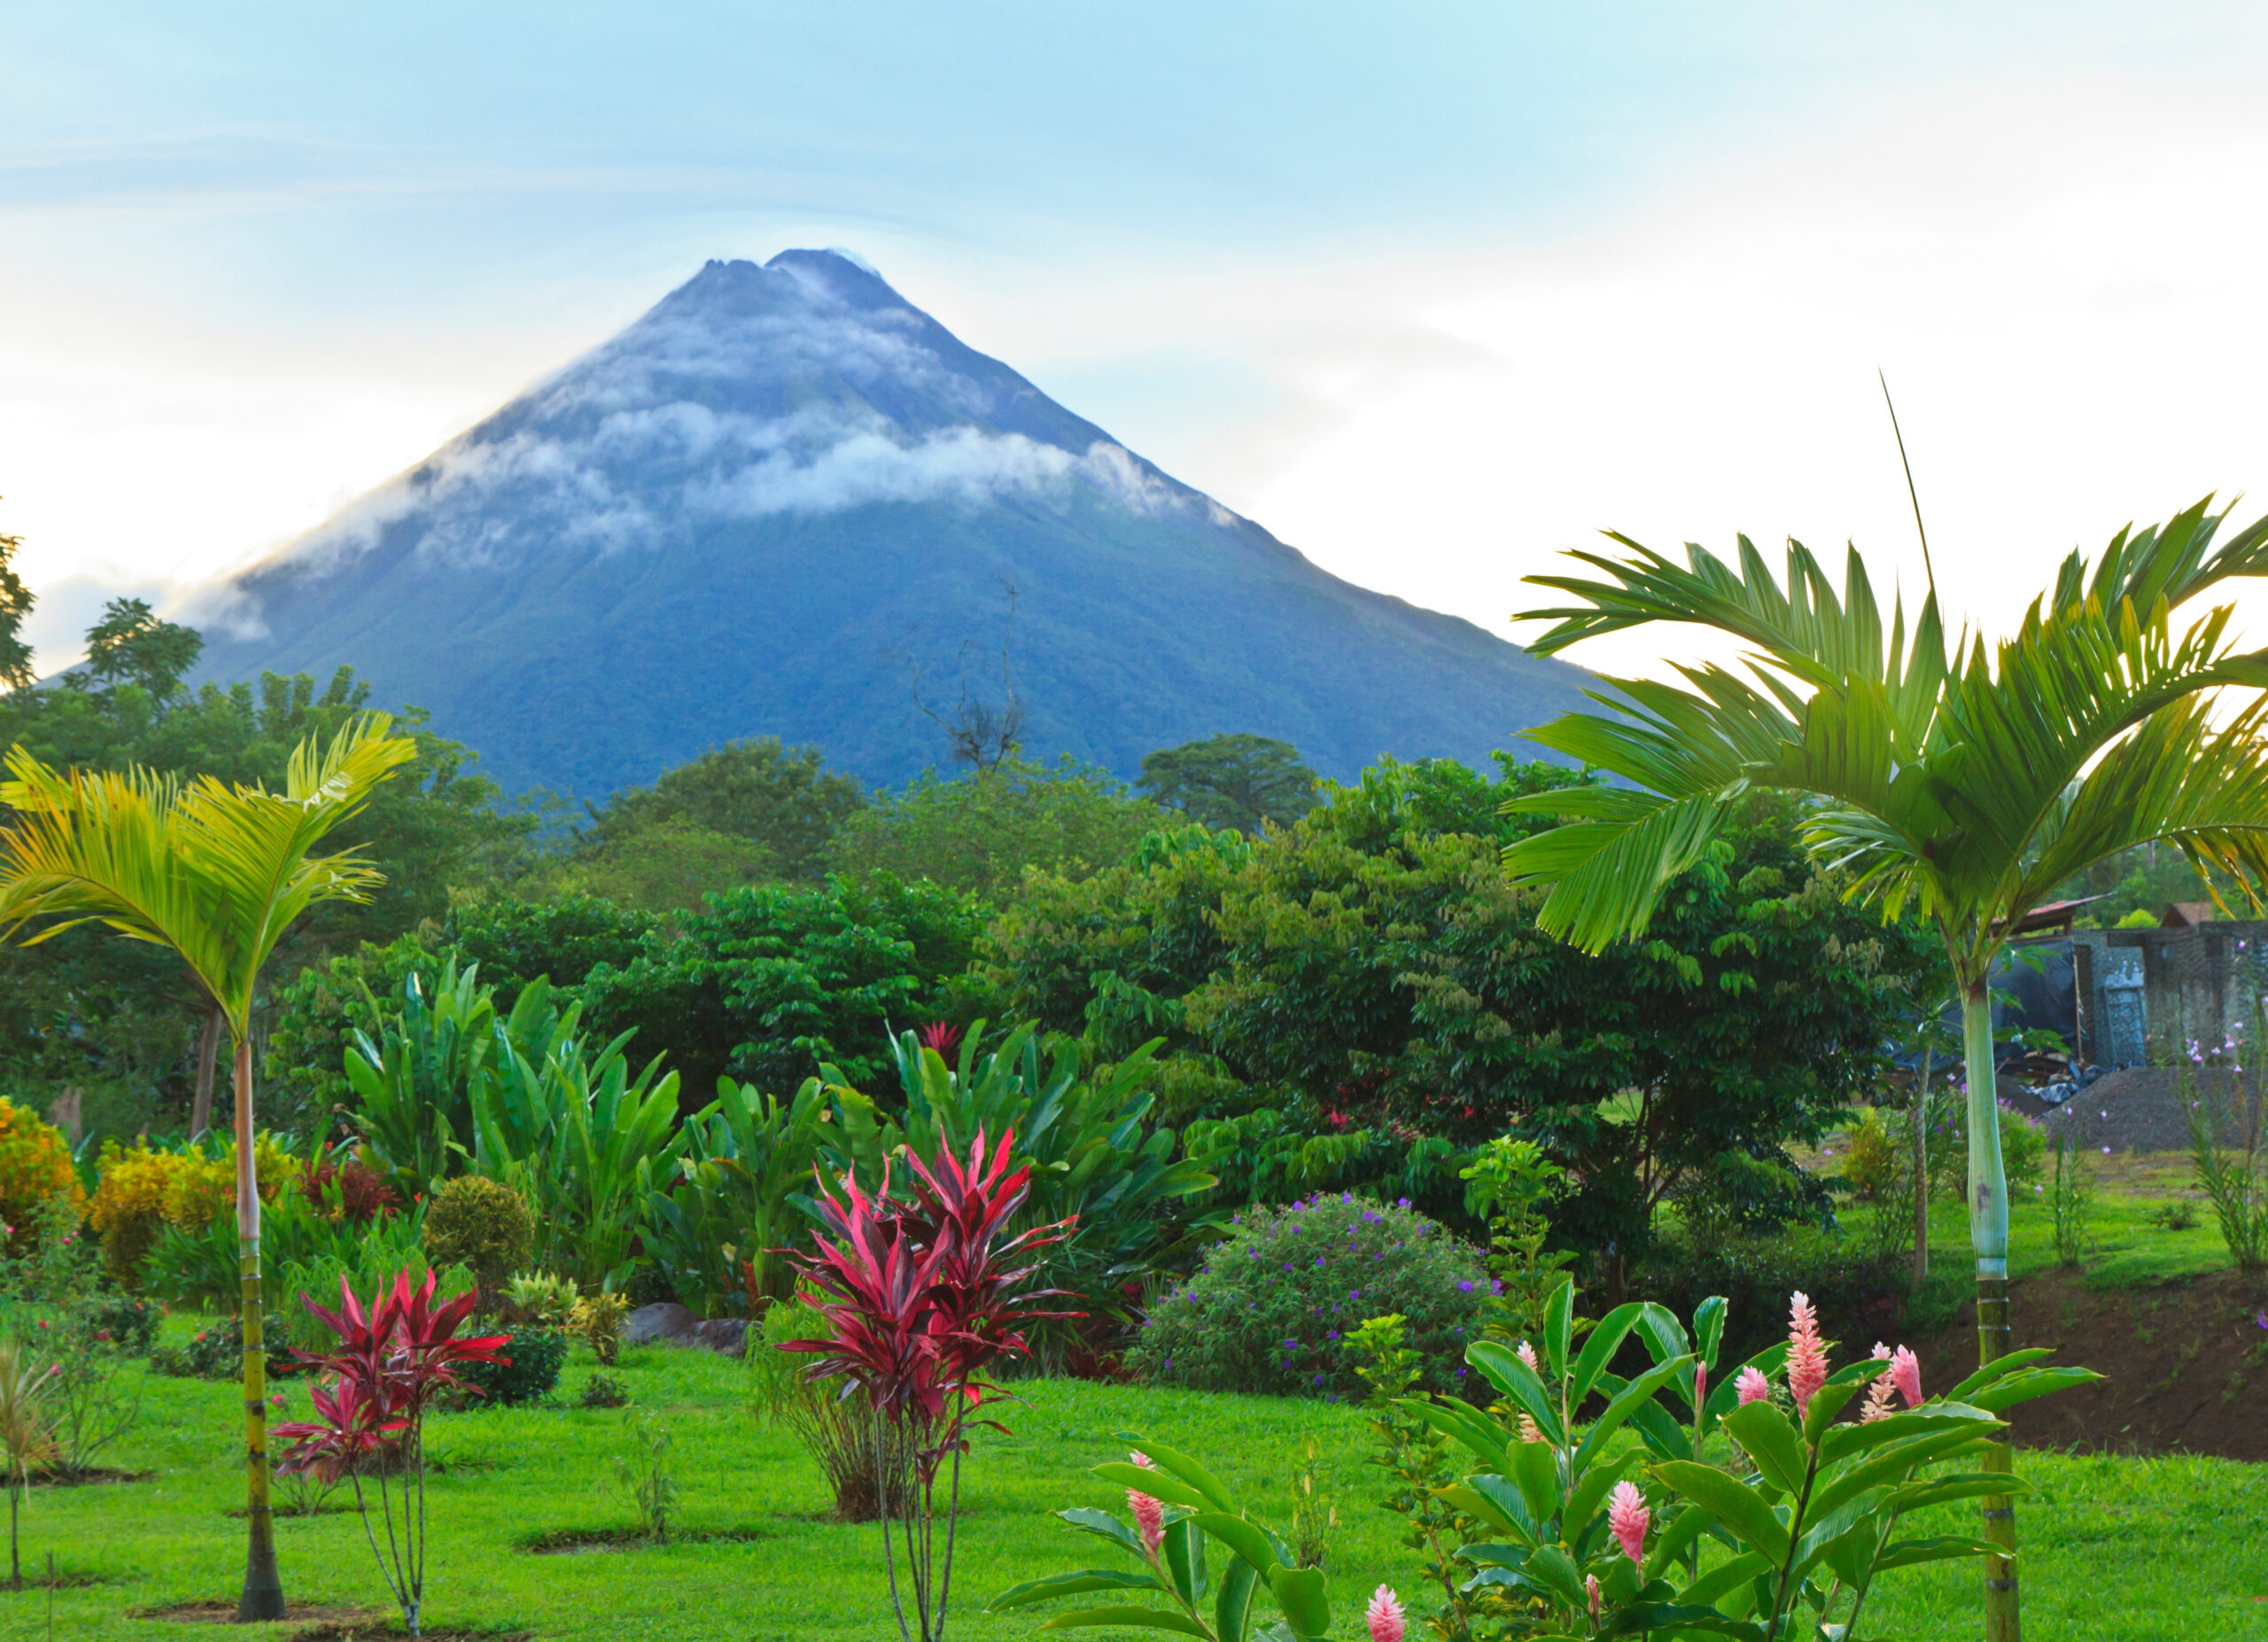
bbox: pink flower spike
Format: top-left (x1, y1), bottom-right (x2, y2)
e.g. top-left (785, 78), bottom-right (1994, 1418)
top-left (1127, 1451), bottom-right (1166, 1555)
top-left (1365, 1584), bottom-right (1406, 1642)
top-left (1517, 1412), bottom-right (1547, 1444)
top-left (1694, 1363), bottom-right (1707, 1407)
top-left (1607, 1480), bottom-right (1649, 1568)
top-left (1516, 1340), bottom-right (1540, 1374)
top-left (1890, 1345), bottom-right (1922, 1408)
top-left (1860, 1345), bottom-right (1897, 1423)
top-left (1736, 1366), bottom-right (1772, 1405)
top-left (1786, 1292), bottom-right (1829, 1418)
top-left (1587, 1573), bottom-right (1602, 1622)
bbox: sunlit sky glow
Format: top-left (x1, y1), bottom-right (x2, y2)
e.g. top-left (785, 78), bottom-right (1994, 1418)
top-left (7, 3), bottom-right (2268, 692)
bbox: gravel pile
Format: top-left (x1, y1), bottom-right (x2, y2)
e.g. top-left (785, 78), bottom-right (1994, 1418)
top-left (2032, 1066), bottom-right (2262, 1154)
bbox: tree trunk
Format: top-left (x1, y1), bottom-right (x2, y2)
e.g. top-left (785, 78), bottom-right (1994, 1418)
top-left (1912, 1043), bottom-right (1931, 1286)
top-left (190, 1008), bottom-right (222, 1139)
top-left (233, 1035), bottom-right (286, 1623)
top-left (1961, 984), bottom-right (2019, 1642)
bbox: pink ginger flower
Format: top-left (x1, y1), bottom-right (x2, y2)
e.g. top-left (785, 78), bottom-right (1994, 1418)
top-left (1126, 1451), bottom-right (1166, 1555)
top-left (1860, 1343), bottom-right (1898, 1423)
top-left (1517, 1412), bottom-right (1546, 1444)
top-left (1889, 1345), bottom-right (1922, 1408)
top-left (1365, 1584), bottom-right (1406, 1642)
top-left (1607, 1480), bottom-right (1649, 1568)
top-left (1516, 1340), bottom-right (1541, 1374)
top-left (1586, 1572), bottom-right (1602, 1623)
top-left (1786, 1291), bottom-right (1829, 1418)
top-left (1694, 1363), bottom-right (1707, 1407)
top-left (1736, 1365), bottom-right (1772, 1405)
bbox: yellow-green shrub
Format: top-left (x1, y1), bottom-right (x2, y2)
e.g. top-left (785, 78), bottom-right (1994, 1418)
top-left (422, 1176), bottom-right (533, 1296)
top-left (1837, 1106), bottom-right (1904, 1202)
top-left (89, 1141), bottom-right (187, 1286)
top-left (155, 1134), bottom-right (301, 1231)
top-left (570, 1291), bottom-right (632, 1366)
top-left (0, 1098), bottom-right (87, 1255)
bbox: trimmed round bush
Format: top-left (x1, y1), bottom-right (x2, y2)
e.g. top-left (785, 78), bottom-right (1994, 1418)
top-left (454, 1326), bottom-right (566, 1405)
top-left (421, 1176), bottom-right (533, 1297)
top-left (1130, 1192), bottom-right (1486, 1398)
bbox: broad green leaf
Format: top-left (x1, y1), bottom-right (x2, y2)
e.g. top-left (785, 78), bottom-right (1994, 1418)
top-left (1570, 1301), bottom-right (1649, 1409)
top-left (1800, 1371), bottom-right (1870, 1444)
top-left (1789, 1486), bottom-right (1890, 1581)
top-left (1634, 1301), bottom-right (1693, 1377)
top-left (1398, 1392), bottom-right (1519, 1466)
top-left (1655, 1462), bottom-right (1791, 1563)
top-left (1677, 1550), bottom-right (1771, 1607)
top-left (1164, 1518), bottom-right (1207, 1607)
top-left (1643, 1500), bottom-right (1710, 1581)
top-left (1873, 1534), bottom-right (2000, 1572)
top-left (1457, 1541), bottom-right (1532, 1570)
top-left (1809, 1427), bottom-right (2002, 1520)
top-left (1623, 1391), bottom-right (1695, 1461)
top-left (1118, 1436), bottom-right (1239, 1513)
top-left (1060, 1506), bottom-right (1146, 1557)
top-left (1889, 1473), bottom-right (2032, 1512)
top-left (1510, 1436), bottom-right (1562, 1525)
top-left (1522, 1545), bottom-right (1591, 1612)
top-left (1962, 1366), bottom-right (2103, 1412)
top-left (1216, 1557), bottom-right (1258, 1642)
top-left (1694, 1296), bottom-right (1728, 1370)
top-left (1946, 1349), bottom-right (2055, 1401)
top-left (1819, 1405), bottom-right (1999, 1465)
top-left (990, 1570), bottom-right (1163, 1611)
top-left (1095, 1463), bottom-right (1209, 1512)
top-left (1188, 1512), bottom-right (1277, 1574)
top-left (1465, 1343), bottom-right (1565, 1447)
top-left (1038, 1606), bottom-right (1212, 1637)
top-left (1465, 1473), bottom-right (1543, 1542)
top-left (1719, 1403), bottom-right (1807, 1498)
top-left (1265, 1564), bottom-right (1330, 1638)
top-left (1543, 1276), bottom-right (1575, 1379)
top-left (1435, 1482), bottom-right (1518, 1535)
top-left (1574, 1353), bottom-right (1694, 1471)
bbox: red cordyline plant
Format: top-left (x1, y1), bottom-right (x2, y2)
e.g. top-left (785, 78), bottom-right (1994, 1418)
top-left (783, 1127), bottom-right (1077, 1642)
top-left (273, 1271), bottom-right (509, 1638)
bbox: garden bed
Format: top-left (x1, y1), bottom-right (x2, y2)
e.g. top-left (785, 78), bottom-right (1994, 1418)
top-left (518, 1525), bottom-right (773, 1554)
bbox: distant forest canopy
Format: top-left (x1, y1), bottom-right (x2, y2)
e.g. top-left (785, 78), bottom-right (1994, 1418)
top-left (0, 545), bottom-right (2220, 1162)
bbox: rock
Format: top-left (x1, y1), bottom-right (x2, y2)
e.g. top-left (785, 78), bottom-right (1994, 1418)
top-left (621, 1303), bottom-right (699, 1346)
top-left (619, 1303), bottom-right (749, 1358)
top-left (692, 1319), bottom-right (749, 1358)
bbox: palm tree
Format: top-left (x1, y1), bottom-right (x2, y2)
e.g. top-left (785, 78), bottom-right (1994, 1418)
top-left (0, 715), bottom-right (416, 1621)
top-left (1500, 496), bottom-right (2268, 1642)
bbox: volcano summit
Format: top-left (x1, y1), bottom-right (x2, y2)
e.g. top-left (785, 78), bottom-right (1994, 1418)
top-left (190, 251), bottom-right (1590, 797)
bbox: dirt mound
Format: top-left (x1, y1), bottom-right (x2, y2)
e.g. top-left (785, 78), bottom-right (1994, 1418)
top-left (2034, 1067), bottom-right (2260, 1154)
top-left (1911, 1267), bottom-right (2268, 1460)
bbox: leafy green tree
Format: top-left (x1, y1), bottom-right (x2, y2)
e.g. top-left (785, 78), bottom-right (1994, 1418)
top-left (445, 893), bottom-right (655, 994)
top-left (1137, 732), bottom-right (1319, 833)
top-left (1497, 496), bottom-right (2268, 1639)
top-left (0, 715), bottom-right (416, 1622)
top-left (989, 758), bottom-right (1928, 1260)
top-left (0, 503), bottom-right (33, 696)
top-left (555, 816), bottom-right (774, 912)
top-left (826, 753), bottom-right (1168, 897)
top-left (579, 736), bottom-right (864, 882)
top-left (74, 598), bottom-right (204, 707)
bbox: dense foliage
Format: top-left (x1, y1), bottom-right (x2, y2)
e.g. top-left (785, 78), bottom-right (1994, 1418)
top-left (1129, 1193), bottom-right (1487, 1399)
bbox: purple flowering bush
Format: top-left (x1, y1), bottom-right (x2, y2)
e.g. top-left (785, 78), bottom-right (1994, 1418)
top-left (1128, 1193), bottom-right (1486, 1398)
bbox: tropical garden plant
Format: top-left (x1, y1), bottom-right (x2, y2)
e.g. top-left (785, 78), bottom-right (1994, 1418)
top-left (987, 1437), bottom-right (1340, 1642)
top-left (0, 1341), bottom-right (53, 1591)
top-left (273, 1270), bottom-right (511, 1637)
top-left (1499, 496), bottom-right (2268, 1636)
top-left (0, 714), bottom-right (415, 1619)
top-left (642, 1074), bottom-right (834, 1315)
top-left (781, 1127), bottom-right (1076, 1642)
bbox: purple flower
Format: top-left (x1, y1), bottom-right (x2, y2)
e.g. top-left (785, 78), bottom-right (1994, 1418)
top-left (1458, 1281), bottom-right (1474, 1293)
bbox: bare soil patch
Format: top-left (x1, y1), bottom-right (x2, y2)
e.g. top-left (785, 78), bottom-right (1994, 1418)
top-left (27, 1467), bottom-right (151, 1488)
top-left (139, 1600), bottom-right (387, 1624)
top-left (1912, 1265), bottom-right (2268, 1459)
top-left (519, 1525), bottom-right (772, 1554)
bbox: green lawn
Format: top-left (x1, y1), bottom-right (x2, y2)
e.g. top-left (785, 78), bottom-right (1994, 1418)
top-left (10, 1319), bottom-right (2266, 1640)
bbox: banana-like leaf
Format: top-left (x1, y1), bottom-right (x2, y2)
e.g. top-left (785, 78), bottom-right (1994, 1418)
top-left (1038, 1606), bottom-right (1211, 1636)
top-left (990, 1570), bottom-right (1164, 1610)
top-left (1464, 1342), bottom-right (1565, 1447)
top-left (1718, 1403), bottom-right (1806, 1498)
top-left (1573, 1353), bottom-right (1695, 1472)
top-left (1265, 1564), bottom-right (1329, 1638)
top-left (1655, 1463), bottom-right (1791, 1564)
top-left (1094, 1463), bottom-right (1210, 1513)
top-left (1060, 1506), bottom-right (1146, 1556)
top-left (1216, 1556), bottom-right (1258, 1642)
top-left (1118, 1436), bottom-right (1241, 1514)
top-left (1873, 1534), bottom-right (2000, 1572)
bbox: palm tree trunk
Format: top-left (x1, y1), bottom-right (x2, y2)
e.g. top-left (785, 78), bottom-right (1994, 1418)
top-left (1912, 1041), bottom-right (1932, 1286)
top-left (233, 1036), bottom-right (286, 1623)
top-left (1961, 984), bottom-right (2019, 1642)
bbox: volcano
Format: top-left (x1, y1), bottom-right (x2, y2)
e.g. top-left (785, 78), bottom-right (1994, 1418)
top-left (189, 251), bottom-right (1590, 797)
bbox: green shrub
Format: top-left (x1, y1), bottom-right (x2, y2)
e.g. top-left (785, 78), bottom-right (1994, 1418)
top-left (1634, 1230), bottom-right (1910, 1368)
top-left (421, 1176), bottom-right (533, 1297)
top-left (579, 1371), bottom-right (629, 1409)
top-left (1129, 1192), bottom-right (1486, 1399)
top-left (75, 1292), bottom-right (161, 1356)
top-left (149, 1312), bottom-right (290, 1381)
top-left (453, 1325), bottom-right (565, 1405)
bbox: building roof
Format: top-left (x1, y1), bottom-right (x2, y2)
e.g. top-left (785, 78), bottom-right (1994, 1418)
top-left (2162, 901), bottom-right (2218, 929)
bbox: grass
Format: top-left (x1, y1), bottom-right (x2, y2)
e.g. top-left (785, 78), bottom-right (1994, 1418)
top-left (1797, 1140), bottom-right (2241, 1290)
top-left (3, 1315), bottom-right (2264, 1639)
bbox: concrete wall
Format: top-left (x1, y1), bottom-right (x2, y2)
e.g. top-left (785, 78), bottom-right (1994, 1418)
top-left (2069, 921), bottom-right (2268, 1068)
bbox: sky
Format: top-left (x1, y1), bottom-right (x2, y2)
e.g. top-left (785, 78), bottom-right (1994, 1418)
top-left (6, 2), bottom-right (2268, 685)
